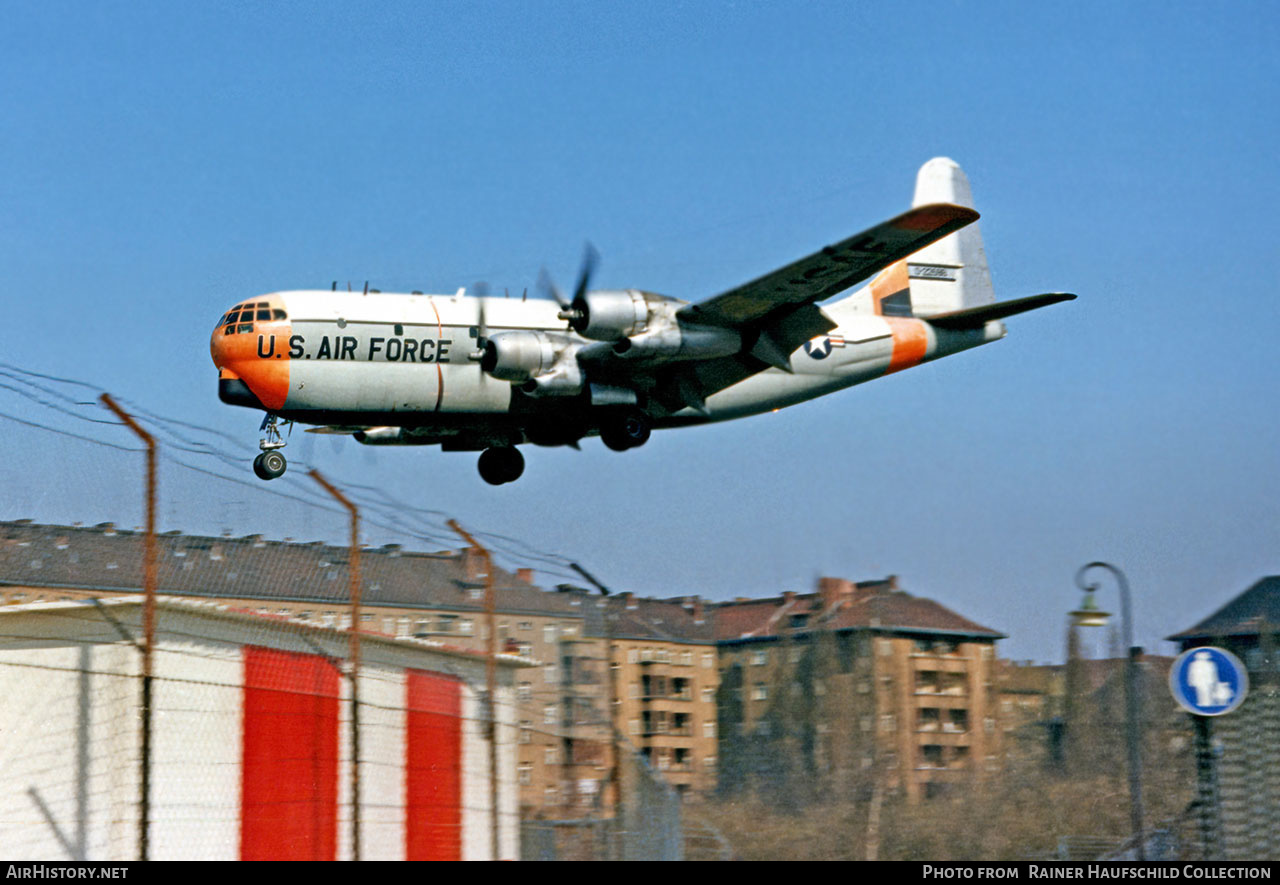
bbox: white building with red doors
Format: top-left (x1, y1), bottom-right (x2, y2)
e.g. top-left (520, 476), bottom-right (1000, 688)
top-left (0, 597), bottom-right (524, 860)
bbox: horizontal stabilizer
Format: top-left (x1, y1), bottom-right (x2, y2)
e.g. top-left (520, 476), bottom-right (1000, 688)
top-left (923, 292), bottom-right (1076, 330)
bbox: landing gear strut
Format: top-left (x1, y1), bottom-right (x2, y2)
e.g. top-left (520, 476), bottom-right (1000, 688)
top-left (600, 408), bottom-right (652, 452)
top-left (478, 446), bottom-right (525, 485)
top-left (253, 413), bottom-right (290, 480)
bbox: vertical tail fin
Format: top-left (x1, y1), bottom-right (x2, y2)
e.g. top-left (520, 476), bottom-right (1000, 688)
top-left (903, 157), bottom-right (995, 316)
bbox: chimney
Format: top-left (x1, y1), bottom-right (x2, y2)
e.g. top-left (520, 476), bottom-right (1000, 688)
top-left (461, 546), bottom-right (485, 582)
top-left (887, 574), bottom-right (901, 592)
top-left (620, 591), bottom-right (638, 611)
top-left (517, 568), bottom-right (535, 584)
top-left (685, 596), bottom-right (704, 623)
top-left (818, 577), bottom-right (854, 610)
top-left (782, 590), bottom-right (796, 606)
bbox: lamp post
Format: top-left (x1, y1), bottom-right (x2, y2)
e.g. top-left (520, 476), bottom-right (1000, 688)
top-left (1072, 561), bottom-right (1146, 860)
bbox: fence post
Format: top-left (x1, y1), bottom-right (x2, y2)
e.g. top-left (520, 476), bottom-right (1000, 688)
top-left (448, 520), bottom-right (500, 860)
top-left (309, 470), bottom-right (362, 862)
top-left (98, 394), bottom-right (155, 862)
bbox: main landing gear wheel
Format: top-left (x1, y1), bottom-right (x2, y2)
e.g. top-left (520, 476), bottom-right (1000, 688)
top-left (600, 409), bottom-right (652, 452)
top-left (253, 450), bottom-right (287, 480)
top-left (477, 446), bottom-right (525, 485)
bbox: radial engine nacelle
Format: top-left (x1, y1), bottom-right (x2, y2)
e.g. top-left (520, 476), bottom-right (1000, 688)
top-left (480, 331), bottom-right (561, 382)
top-left (559, 289), bottom-right (670, 341)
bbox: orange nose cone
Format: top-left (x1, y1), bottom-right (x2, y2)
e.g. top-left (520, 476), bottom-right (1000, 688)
top-left (210, 298), bottom-right (292, 411)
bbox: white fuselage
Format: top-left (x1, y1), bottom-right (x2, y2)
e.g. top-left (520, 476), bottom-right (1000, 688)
top-left (211, 285), bottom-right (1005, 443)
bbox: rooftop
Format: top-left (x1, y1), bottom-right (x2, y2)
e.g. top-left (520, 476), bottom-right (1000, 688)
top-left (1167, 576), bottom-right (1280, 642)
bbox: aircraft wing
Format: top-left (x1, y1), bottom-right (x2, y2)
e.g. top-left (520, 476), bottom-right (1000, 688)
top-left (676, 203), bottom-right (978, 328)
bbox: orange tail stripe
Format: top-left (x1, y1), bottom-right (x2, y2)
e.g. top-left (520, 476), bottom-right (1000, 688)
top-left (885, 317), bottom-right (928, 374)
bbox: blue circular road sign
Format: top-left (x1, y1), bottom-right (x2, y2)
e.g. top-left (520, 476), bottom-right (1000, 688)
top-left (1170, 646), bottom-right (1249, 716)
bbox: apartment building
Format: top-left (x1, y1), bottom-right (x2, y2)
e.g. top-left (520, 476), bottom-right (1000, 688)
top-left (602, 593), bottom-right (720, 799)
top-left (713, 575), bottom-right (1004, 801)
top-left (0, 519), bottom-right (611, 817)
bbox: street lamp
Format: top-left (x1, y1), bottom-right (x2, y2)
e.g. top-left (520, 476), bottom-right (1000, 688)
top-left (1072, 562), bottom-right (1146, 860)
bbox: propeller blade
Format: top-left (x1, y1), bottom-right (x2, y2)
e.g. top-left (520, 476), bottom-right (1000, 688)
top-left (571, 242), bottom-right (599, 305)
top-left (537, 267), bottom-right (568, 308)
top-left (469, 292), bottom-right (489, 361)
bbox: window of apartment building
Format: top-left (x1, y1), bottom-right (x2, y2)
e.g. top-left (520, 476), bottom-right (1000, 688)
top-left (563, 623), bottom-right (577, 636)
top-left (468, 587), bottom-right (483, 601)
top-left (339, 614), bottom-right (351, 630)
top-left (703, 721), bottom-right (716, 739)
top-left (752, 683), bottom-right (768, 701)
top-left (880, 714), bottom-right (896, 733)
top-left (922, 745), bottom-right (944, 768)
top-left (878, 638), bottom-right (893, 656)
top-left (517, 642), bottom-right (533, 657)
top-left (544, 703), bottom-right (557, 725)
top-left (702, 687), bottom-right (715, 703)
top-left (629, 719), bottom-right (640, 735)
top-left (544, 624), bottom-right (557, 644)
top-left (704, 756), bottom-right (717, 771)
top-left (518, 763), bottom-right (532, 785)
top-left (702, 653), bottom-right (714, 669)
top-left (437, 614), bottom-right (457, 634)
top-left (545, 746), bottom-right (557, 765)
top-left (545, 786), bottom-right (558, 804)
top-left (320, 612), bottom-right (336, 628)
top-left (518, 621), bottom-right (532, 632)
top-left (414, 618), bottom-right (431, 636)
top-left (681, 651), bottom-right (692, 666)
top-left (397, 617), bottom-right (410, 638)
top-left (918, 708), bottom-right (940, 732)
top-left (947, 709), bottom-right (969, 733)
top-left (520, 722), bottom-right (532, 744)
top-left (751, 650), bottom-right (768, 666)
top-left (657, 648), bottom-right (670, 663)
top-left (361, 613), bottom-right (373, 622)
top-left (629, 682), bottom-right (639, 699)
top-left (860, 715), bottom-right (872, 733)
top-left (518, 682), bottom-right (532, 701)
top-left (984, 717), bottom-right (995, 734)
top-left (544, 663), bottom-right (558, 684)
top-left (459, 618), bottom-right (474, 635)
top-left (627, 648), bottom-right (638, 664)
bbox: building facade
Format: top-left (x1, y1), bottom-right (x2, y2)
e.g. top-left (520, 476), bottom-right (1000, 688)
top-left (713, 576), bottom-right (1004, 801)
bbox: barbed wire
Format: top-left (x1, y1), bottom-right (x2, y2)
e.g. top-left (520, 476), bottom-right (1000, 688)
top-left (0, 360), bottom-right (593, 586)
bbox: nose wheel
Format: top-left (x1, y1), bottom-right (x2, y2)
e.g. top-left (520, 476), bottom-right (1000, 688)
top-left (252, 413), bottom-right (291, 480)
top-left (478, 446), bottom-right (524, 485)
top-left (253, 449), bottom-right (288, 480)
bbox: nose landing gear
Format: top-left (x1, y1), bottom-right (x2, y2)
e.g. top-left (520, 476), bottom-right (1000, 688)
top-left (252, 413), bottom-right (291, 480)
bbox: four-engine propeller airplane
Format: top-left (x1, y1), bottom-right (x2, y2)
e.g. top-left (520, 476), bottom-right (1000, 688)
top-left (210, 158), bottom-right (1074, 485)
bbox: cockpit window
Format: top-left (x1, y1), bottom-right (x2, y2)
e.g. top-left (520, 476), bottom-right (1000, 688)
top-left (237, 323), bottom-right (254, 334)
top-left (256, 309), bottom-right (271, 321)
top-left (272, 309), bottom-right (286, 320)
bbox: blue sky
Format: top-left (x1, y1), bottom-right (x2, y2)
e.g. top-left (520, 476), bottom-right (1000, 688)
top-left (2, 1), bottom-right (1277, 661)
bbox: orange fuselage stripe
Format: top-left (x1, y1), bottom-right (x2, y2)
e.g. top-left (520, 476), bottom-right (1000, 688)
top-left (885, 317), bottom-right (929, 375)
